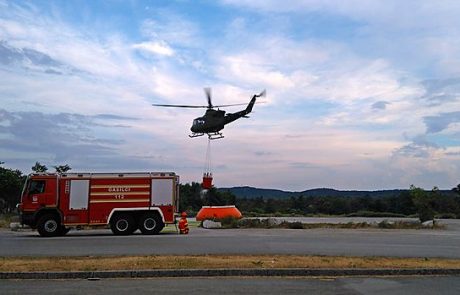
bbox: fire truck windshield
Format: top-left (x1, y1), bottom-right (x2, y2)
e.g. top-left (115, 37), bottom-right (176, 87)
top-left (28, 180), bottom-right (46, 194)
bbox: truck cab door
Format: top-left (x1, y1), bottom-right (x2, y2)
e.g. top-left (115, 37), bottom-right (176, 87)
top-left (26, 177), bottom-right (58, 210)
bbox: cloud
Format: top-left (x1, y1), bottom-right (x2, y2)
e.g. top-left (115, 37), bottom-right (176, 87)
top-left (393, 135), bottom-right (439, 159)
top-left (420, 78), bottom-right (460, 106)
top-left (94, 114), bottom-right (138, 121)
top-left (0, 40), bottom-right (76, 75)
top-left (140, 15), bottom-right (201, 48)
top-left (372, 101), bottom-right (390, 110)
top-left (0, 108), bottom-right (178, 171)
top-left (0, 110), bottom-right (116, 164)
top-left (221, 0), bottom-right (460, 77)
top-left (133, 41), bottom-right (174, 57)
top-left (424, 112), bottom-right (460, 133)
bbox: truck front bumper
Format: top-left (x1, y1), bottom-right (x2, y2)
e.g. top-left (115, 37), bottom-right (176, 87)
top-left (19, 211), bottom-right (36, 228)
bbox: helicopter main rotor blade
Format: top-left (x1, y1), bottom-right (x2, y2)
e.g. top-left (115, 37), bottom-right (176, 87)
top-left (152, 103), bottom-right (209, 108)
top-left (152, 89), bottom-right (267, 109)
top-left (213, 101), bottom-right (267, 108)
top-left (212, 103), bottom-right (251, 108)
top-left (204, 87), bottom-right (213, 108)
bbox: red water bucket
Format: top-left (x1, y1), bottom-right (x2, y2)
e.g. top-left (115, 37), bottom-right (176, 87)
top-left (202, 174), bottom-right (213, 189)
top-left (196, 205), bottom-right (243, 221)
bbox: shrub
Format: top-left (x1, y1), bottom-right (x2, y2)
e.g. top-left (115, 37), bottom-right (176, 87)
top-left (219, 216), bottom-right (240, 228)
top-left (238, 218), bottom-right (263, 228)
top-left (410, 185), bottom-right (436, 223)
top-left (287, 221), bottom-right (304, 229)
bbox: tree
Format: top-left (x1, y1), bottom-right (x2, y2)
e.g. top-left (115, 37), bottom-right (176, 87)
top-left (179, 182), bottom-right (203, 213)
top-left (391, 191), bottom-right (416, 215)
top-left (0, 163), bottom-right (25, 213)
top-left (31, 162), bottom-right (48, 173)
top-left (453, 184), bottom-right (460, 196)
top-left (53, 164), bottom-right (71, 173)
top-left (410, 185), bottom-right (436, 223)
top-left (264, 198), bottom-right (276, 214)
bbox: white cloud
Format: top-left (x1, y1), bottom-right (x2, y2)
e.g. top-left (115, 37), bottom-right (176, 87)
top-left (215, 54), bottom-right (294, 90)
top-left (140, 15), bottom-right (201, 48)
top-left (133, 41), bottom-right (174, 57)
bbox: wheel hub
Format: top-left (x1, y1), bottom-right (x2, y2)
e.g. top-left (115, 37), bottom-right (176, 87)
top-left (116, 219), bottom-right (129, 231)
top-left (144, 218), bottom-right (156, 231)
top-left (44, 220), bottom-right (58, 233)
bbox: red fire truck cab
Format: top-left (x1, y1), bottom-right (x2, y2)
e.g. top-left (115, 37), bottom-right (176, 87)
top-left (18, 172), bottom-right (180, 237)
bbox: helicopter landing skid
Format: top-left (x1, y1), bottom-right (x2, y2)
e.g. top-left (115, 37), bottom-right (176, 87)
top-left (189, 133), bottom-right (205, 138)
top-left (189, 132), bottom-right (224, 140)
top-left (207, 132), bottom-right (224, 140)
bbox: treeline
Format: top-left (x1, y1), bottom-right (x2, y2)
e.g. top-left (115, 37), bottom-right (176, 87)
top-left (1, 162), bottom-right (460, 221)
top-left (180, 184), bottom-right (460, 221)
top-left (234, 188), bottom-right (460, 219)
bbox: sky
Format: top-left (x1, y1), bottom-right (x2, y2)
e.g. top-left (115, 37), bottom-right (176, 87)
top-left (0, 0), bottom-right (459, 191)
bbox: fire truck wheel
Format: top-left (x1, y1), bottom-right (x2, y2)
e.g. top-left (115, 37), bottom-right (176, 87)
top-left (37, 214), bottom-right (61, 237)
top-left (110, 214), bottom-right (136, 235)
top-left (138, 213), bottom-right (164, 235)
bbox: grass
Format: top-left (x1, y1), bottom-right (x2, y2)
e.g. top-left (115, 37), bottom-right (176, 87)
top-left (0, 214), bottom-right (18, 228)
top-left (1, 255), bottom-right (460, 272)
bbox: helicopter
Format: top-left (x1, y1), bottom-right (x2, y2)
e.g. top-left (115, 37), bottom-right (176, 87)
top-left (152, 88), bottom-right (266, 139)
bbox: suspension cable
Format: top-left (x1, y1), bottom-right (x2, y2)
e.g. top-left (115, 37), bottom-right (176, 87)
top-left (204, 137), bottom-right (212, 176)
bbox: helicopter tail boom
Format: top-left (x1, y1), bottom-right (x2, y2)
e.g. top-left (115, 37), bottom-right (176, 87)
top-left (245, 89), bottom-right (265, 114)
top-left (245, 96), bottom-right (257, 114)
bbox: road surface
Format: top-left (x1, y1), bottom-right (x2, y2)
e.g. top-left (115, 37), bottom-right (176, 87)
top-left (1, 276), bottom-right (460, 295)
top-left (2, 218), bottom-right (460, 258)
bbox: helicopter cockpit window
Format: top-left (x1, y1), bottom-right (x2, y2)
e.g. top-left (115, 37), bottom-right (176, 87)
top-left (193, 119), bottom-right (205, 126)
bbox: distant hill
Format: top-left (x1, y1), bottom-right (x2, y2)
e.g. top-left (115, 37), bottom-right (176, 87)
top-left (218, 186), bottom-right (455, 199)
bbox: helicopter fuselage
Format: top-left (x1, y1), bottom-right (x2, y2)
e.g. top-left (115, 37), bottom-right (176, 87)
top-left (190, 95), bottom-right (257, 136)
top-left (191, 109), bottom-right (226, 133)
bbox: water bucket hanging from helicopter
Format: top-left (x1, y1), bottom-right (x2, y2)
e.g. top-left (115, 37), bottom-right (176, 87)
top-left (202, 138), bottom-right (213, 189)
top-left (202, 172), bottom-right (213, 189)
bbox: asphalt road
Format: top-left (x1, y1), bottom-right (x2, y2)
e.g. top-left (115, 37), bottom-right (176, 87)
top-left (1, 276), bottom-right (460, 295)
top-left (2, 218), bottom-right (460, 258)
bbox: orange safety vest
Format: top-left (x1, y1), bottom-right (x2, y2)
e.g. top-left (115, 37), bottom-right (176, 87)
top-left (178, 217), bottom-right (189, 234)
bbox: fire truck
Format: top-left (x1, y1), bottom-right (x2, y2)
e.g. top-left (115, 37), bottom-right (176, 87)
top-left (18, 172), bottom-right (180, 237)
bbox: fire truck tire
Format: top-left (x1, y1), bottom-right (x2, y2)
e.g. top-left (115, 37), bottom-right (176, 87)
top-left (138, 213), bottom-right (164, 235)
top-left (36, 214), bottom-right (61, 237)
top-left (110, 214), bottom-right (136, 235)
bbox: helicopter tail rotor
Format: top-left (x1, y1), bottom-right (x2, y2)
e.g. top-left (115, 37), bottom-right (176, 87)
top-left (257, 89), bottom-right (266, 98)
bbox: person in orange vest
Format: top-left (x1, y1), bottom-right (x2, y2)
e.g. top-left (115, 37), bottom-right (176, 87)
top-left (178, 212), bottom-right (189, 234)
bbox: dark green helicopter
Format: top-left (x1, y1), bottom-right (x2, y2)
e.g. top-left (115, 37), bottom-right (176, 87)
top-left (152, 88), bottom-right (266, 139)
